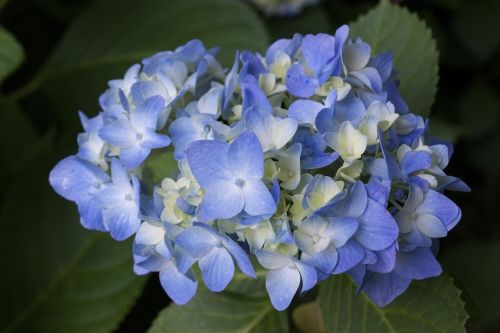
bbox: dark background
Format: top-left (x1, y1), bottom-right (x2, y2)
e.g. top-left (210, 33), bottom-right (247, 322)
top-left (1, 0), bottom-right (499, 332)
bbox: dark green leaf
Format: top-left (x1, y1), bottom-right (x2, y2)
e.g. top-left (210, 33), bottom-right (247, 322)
top-left (319, 274), bottom-right (468, 333)
top-left (350, 0), bottom-right (439, 117)
top-left (0, 26), bottom-right (24, 83)
top-left (441, 242), bottom-right (500, 328)
top-left (0, 131), bottom-right (146, 333)
top-left (23, 0), bottom-right (267, 130)
top-left (148, 290), bottom-right (288, 333)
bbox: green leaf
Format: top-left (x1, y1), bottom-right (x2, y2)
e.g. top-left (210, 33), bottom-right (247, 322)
top-left (319, 274), bottom-right (468, 333)
top-left (350, 0), bottom-right (439, 117)
top-left (0, 135), bottom-right (146, 332)
top-left (147, 290), bottom-right (288, 333)
top-left (441, 242), bottom-right (500, 328)
top-left (0, 26), bottom-right (24, 83)
top-left (21, 0), bottom-right (268, 129)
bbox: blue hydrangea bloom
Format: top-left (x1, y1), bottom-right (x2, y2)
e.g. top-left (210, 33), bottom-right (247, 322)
top-left (186, 132), bottom-right (277, 221)
top-left (99, 96), bottom-right (171, 169)
top-left (49, 29), bottom-right (469, 311)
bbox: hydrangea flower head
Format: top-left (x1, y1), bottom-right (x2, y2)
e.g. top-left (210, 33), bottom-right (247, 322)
top-left (49, 30), bottom-right (469, 311)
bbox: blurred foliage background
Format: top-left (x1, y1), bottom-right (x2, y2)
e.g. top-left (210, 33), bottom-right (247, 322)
top-left (0, 0), bottom-right (499, 332)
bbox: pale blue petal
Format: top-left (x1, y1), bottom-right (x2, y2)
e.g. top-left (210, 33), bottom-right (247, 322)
top-left (332, 240), bottom-right (365, 274)
top-left (286, 64), bottom-right (318, 98)
top-left (254, 249), bottom-right (292, 269)
top-left (120, 144), bottom-right (151, 169)
top-left (197, 182), bottom-right (244, 221)
top-left (160, 265), bottom-right (198, 305)
top-left (266, 265), bottom-right (301, 311)
top-left (199, 247), bottom-right (234, 292)
top-left (360, 271), bottom-right (411, 307)
top-left (99, 120), bottom-right (136, 148)
top-left (130, 95), bottom-right (165, 130)
top-left (187, 139), bottom-right (232, 188)
top-left (227, 132), bottom-right (264, 179)
top-left (242, 180), bottom-right (276, 216)
top-left (417, 214), bottom-right (448, 238)
top-left (355, 199), bottom-right (398, 251)
top-left (295, 261), bottom-right (317, 292)
top-left (49, 156), bottom-right (109, 202)
top-left (223, 237), bottom-right (256, 278)
top-left (302, 245), bottom-right (338, 274)
top-left (367, 244), bottom-right (396, 273)
top-left (102, 205), bottom-right (141, 241)
top-left (418, 190), bottom-right (461, 230)
top-left (394, 247), bottom-right (442, 280)
top-left (400, 151), bottom-right (433, 176)
top-left (302, 33), bottom-right (336, 76)
top-left (175, 225), bottom-right (219, 258)
top-left (288, 100), bottom-right (324, 125)
top-left (326, 217), bottom-right (359, 248)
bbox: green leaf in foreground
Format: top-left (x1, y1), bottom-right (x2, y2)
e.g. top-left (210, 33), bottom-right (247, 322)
top-left (22, 0), bottom-right (268, 130)
top-left (350, 0), bottom-right (439, 117)
top-left (319, 274), bottom-right (468, 333)
top-left (0, 134), bottom-right (146, 333)
top-left (148, 291), bottom-right (288, 333)
top-left (0, 26), bottom-right (24, 83)
top-left (441, 242), bottom-right (500, 328)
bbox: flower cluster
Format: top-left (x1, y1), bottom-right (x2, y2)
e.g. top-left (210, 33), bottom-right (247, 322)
top-left (49, 26), bottom-right (469, 311)
top-left (250, 0), bottom-right (319, 16)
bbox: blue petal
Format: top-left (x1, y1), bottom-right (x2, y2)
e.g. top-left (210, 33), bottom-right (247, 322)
top-left (130, 95), bottom-right (165, 130)
top-left (367, 244), bottom-right (396, 273)
top-left (187, 139), bottom-right (232, 188)
top-left (120, 144), bottom-right (151, 169)
top-left (99, 120), bottom-right (136, 148)
top-left (197, 182), bottom-right (244, 221)
top-left (301, 33), bottom-right (336, 76)
top-left (223, 237), bottom-right (256, 278)
top-left (199, 247), bottom-right (235, 292)
top-left (288, 100), bottom-right (324, 125)
top-left (227, 132), bottom-right (264, 179)
top-left (295, 261), bottom-right (317, 292)
top-left (419, 190), bottom-right (461, 230)
top-left (286, 64), bottom-right (318, 98)
top-left (241, 76), bottom-right (272, 114)
top-left (254, 249), bottom-right (292, 269)
top-left (326, 217), bottom-right (359, 248)
top-left (368, 52), bottom-right (393, 82)
top-left (335, 182), bottom-right (368, 218)
top-left (394, 247), bottom-right (442, 280)
top-left (360, 271), bottom-right (411, 307)
top-left (302, 245), bottom-right (338, 274)
top-left (332, 240), bottom-right (365, 274)
top-left (266, 265), bottom-right (301, 311)
top-left (102, 206), bottom-right (141, 241)
top-left (141, 128), bottom-right (171, 149)
top-left (49, 156), bottom-right (109, 202)
top-left (400, 151), bottom-right (433, 176)
top-left (160, 265), bottom-right (198, 305)
top-left (242, 180), bottom-right (276, 216)
top-left (343, 40), bottom-right (371, 71)
top-left (175, 225), bottom-right (219, 258)
top-left (78, 197), bottom-right (105, 231)
top-left (354, 199), bottom-right (398, 251)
